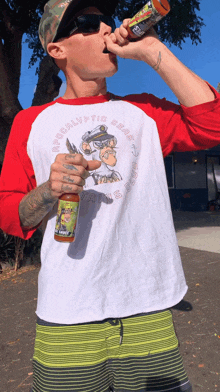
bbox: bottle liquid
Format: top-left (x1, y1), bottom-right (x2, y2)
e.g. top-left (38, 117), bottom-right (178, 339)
top-left (127, 0), bottom-right (170, 39)
top-left (54, 193), bottom-right (80, 243)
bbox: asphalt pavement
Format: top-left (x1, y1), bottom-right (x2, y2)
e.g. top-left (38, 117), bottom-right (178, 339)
top-left (0, 211), bottom-right (219, 392)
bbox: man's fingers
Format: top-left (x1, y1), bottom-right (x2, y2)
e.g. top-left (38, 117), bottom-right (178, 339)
top-left (104, 33), bottom-right (129, 56)
top-left (62, 153), bottom-right (88, 168)
top-left (51, 159), bottom-right (100, 178)
top-left (48, 178), bottom-right (84, 196)
top-left (108, 33), bottom-right (117, 43)
top-left (111, 28), bottom-right (128, 46)
top-left (56, 154), bottom-right (101, 172)
top-left (51, 155), bottom-right (101, 196)
top-left (62, 174), bottom-right (85, 187)
top-left (55, 153), bottom-right (89, 169)
top-left (123, 19), bottom-right (131, 28)
top-left (104, 34), bottom-right (121, 54)
top-left (49, 155), bottom-right (101, 197)
top-left (51, 162), bottom-right (88, 179)
top-left (119, 23), bottom-right (129, 39)
top-left (86, 160), bottom-right (101, 171)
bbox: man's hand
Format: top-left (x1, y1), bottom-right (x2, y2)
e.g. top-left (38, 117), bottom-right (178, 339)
top-left (104, 19), bottom-right (160, 63)
top-left (48, 153), bottom-right (101, 198)
top-left (19, 154), bottom-right (101, 229)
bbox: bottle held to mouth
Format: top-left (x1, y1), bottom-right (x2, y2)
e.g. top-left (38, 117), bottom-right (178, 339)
top-left (127, 0), bottom-right (170, 39)
top-left (54, 193), bottom-right (80, 243)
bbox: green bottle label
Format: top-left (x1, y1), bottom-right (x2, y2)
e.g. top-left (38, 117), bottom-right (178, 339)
top-left (55, 200), bottom-right (79, 238)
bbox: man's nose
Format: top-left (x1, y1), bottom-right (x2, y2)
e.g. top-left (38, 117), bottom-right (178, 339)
top-left (100, 21), bottom-right (113, 35)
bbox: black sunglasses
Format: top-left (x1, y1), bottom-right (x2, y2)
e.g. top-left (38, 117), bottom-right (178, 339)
top-left (56, 15), bottom-right (116, 40)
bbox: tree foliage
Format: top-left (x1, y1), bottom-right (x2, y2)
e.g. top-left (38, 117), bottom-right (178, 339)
top-left (0, 0), bottom-right (61, 161)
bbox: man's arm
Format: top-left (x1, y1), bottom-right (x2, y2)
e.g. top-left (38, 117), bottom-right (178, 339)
top-left (19, 181), bottom-right (57, 229)
top-left (19, 154), bottom-right (101, 229)
top-left (105, 22), bottom-right (215, 107)
top-left (141, 41), bottom-right (215, 107)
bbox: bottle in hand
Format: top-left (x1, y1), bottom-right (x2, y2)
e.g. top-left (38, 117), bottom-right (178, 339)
top-left (54, 193), bottom-right (80, 243)
top-left (127, 0), bottom-right (170, 38)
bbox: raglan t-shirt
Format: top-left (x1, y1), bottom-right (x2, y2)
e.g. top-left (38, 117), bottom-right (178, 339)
top-left (1, 88), bottom-right (220, 324)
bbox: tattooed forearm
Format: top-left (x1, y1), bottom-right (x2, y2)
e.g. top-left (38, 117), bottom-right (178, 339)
top-left (19, 181), bottom-right (57, 229)
top-left (152, 51), bottom-right (162, 71)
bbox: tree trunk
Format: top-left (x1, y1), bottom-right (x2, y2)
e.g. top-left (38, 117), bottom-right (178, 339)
top-left (32, 56), bottom-right (62, 106)
top-left (0, 23), bottom-right (23, 162)
top-left (0, 54), bottom-right (62, 164)
top-left (0, 120), bottom-right (13, 163)
top-left (14, 237), bottom-right (25, 271)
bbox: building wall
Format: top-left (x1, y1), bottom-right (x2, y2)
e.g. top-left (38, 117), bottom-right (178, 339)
top-left (165, 151), bottom-right (216, 211)
top-left (168, 188), bottom-right (208, 211)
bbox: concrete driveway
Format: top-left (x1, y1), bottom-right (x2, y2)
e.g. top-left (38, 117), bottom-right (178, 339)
top-left (173, 211), bottom-right (220, 253)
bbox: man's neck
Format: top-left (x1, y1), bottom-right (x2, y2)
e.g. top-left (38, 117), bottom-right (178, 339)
top-left (62, 74), bottom-right (107, 99)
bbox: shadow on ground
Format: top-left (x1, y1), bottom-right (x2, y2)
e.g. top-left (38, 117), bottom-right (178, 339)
top-left (172, 299), bottom-right (193, 312)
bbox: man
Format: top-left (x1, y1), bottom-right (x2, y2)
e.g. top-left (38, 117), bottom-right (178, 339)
top-left (0, 0), bottom-right (220, 391)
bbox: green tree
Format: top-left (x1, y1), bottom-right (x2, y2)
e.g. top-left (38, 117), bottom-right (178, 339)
top-left (0, 0), bottom-right (205, 163)
top-left (0, 0), bottom-right (61, 162)
top-left (217, 83), bottom-right (220, 93)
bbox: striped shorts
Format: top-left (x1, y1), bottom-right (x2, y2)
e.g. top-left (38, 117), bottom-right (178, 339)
top-left (32, 310), bottom-right (192, 392)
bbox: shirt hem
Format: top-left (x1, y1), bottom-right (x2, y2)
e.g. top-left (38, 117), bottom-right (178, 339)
top-left (35, 285), bottom-right (188, 325)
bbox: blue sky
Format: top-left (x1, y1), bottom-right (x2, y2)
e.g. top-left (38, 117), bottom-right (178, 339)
top-left (19, 0), bottom-right (220, 108)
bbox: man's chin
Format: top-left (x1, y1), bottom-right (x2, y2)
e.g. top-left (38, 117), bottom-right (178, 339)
top-left (105, 61), bottom-right (118, 77)
top-left (106, 69), bottom-right (118, 78)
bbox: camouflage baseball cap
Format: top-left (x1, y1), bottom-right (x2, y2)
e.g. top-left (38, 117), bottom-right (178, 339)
top-left (39, 0), bottom-right (119, 52)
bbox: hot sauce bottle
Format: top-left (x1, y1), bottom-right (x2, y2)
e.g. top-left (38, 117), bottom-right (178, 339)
top-left (54, 193), bottom-right (80, 243)
top-left (127, 0), bottom-right (170, 39)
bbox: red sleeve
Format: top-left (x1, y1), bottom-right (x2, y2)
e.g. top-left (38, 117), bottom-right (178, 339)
top-left (0, 102), bottom-right (54, 239)
top-left (122, 83), bottom-right (220, 157)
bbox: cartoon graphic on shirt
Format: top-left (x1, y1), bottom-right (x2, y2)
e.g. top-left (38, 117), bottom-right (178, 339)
top-left (66, 125), bottom-right (122, 185)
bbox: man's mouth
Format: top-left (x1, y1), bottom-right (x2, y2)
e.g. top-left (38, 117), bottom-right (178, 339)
top-left (103, 46), bottom-right (111, 54)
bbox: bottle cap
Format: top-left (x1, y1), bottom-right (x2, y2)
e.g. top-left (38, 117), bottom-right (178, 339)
top-left (153, 0), bottom-right (170, 16)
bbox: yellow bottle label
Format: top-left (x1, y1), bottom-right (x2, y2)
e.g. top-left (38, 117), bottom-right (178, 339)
top-left (55, 200), bottom-right (79, 238)
top-left (129, 1), bottom-right (162, 37)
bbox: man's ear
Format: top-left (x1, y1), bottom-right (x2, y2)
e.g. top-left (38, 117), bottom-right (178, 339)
top-left (47, 42), bottom-right (66, 60)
